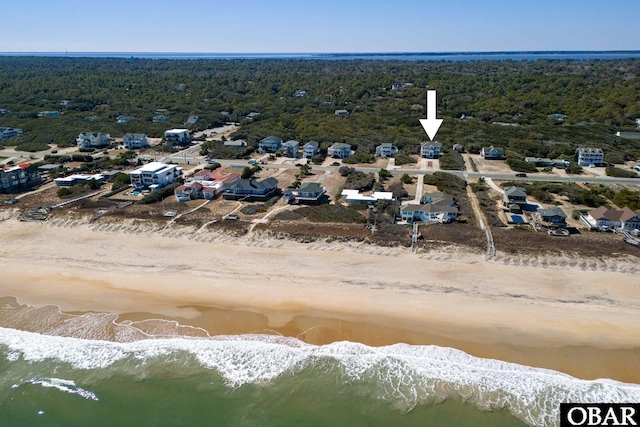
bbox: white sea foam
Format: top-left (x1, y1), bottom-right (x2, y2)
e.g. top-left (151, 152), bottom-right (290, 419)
top-left (28, 377), bottom-right (99, 401)
top-left (1, 327), bottom-right (639, 427)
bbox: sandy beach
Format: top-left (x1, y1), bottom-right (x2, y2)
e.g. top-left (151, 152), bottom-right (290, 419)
top-left (0, 213), bottom-right (639, 383)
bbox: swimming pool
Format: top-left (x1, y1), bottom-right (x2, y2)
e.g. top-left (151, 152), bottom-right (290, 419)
top-left (131, 190), bottom-right (142, 196)
top-left (511, 215), bottom-right (524, 223)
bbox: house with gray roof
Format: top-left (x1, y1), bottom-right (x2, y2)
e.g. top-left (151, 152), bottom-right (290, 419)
top-left (280, 140), bottom-right (300, 158)
top-left (576, 147), bottom-right (604, 166)
top-left (420, 142), bottom-right (442, 159)
top-left (375, 143), bottom-right (399, 158)
top-left (259, 136), bottom-right (283, 153)
top-left (503, 186), bottom-right (527, 208)
top-left (481, 145), bottom-right (504, 160)
top-left (328, 143), bottom-right (352, 159)
top-left (303, 141), bottom-right (319, 158)
top-left (283, 182), bottom-right (326, 205)
top-left (222, 177), bottom-right (279, 201)
top-left (537, 207), bottom-right (567, 225)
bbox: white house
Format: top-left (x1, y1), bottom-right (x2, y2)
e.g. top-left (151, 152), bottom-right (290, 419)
top-left (400, 203), bottom-right (458, 224)
top-left (375, 143), bottom-right (399, 158)
top-left (123, 133), bottom-right (150, 149)
top-left (129, 162), bottom-right (182, 190)
top-left (76, 132), bottom-right (110, 148)
top-left (334, 109), bottom-right (349, 116)
top-left (576, 147), bottom-right (604, 166)
top-left (54, 173), bottom-right (106, 187)
top-left (581, 206), bottom-right (640, 231)
top-left (164, 129), bottom-right (191, 146)
top-left (303, 141), bottom-right (319, 158)
top-left (340, 189), bottom-right (393, 205)
top-left (420, 142), bottom-right (442, 159)
top-left (328, 143), bottom-right (352, 158)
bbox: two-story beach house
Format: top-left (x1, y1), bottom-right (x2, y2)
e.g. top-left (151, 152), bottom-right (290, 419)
top-left (581, 206), bottom-right (640, 231)
top-left (123, 134), bottom-right (150, 149)
top-left (281, 140), bottom-right (299, 158)
top-left (175, 169), bottom-right (241, 202)
top-left (328, 143), bottom-right (352, 159)
top-left (0, 164), bottom-right (42, 194)
top-left (222, 177), bottom-right (279, 201)
top-left (164, 129), bottom-right (191, 147)
top-left (76, 132), bottom-right (110, 148)
top-left (303, 141), bottom-right (319, 158)
top-left (420, 142), bottom-right (442, 159)
top-left (576, 147), bottom-right (604, 166)
top-left (537, 207), bottom-right (567, 225)
top-left (129, 162), bottom-right (182, 190)
top-left (283, 182), bottom-right (326, 205)
top-left (481, 146), bottom-right (504, 160)
top-left (375, 143), bottom-right (399, 158)
top-left (401, 192), bottom-right (458, 224)
top-left (258, 136), bottom-right (283, 153)
top-left (503, 186), bottom-right (527, 210)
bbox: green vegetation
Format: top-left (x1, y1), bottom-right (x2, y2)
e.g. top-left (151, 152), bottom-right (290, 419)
top-left (392, 153), bottom-right (417, 166)
top-left (1, 57), bottom-right (639, 162)
top-left (291, 204), bottom-right (367, 223)
top-left (110, 172), bottom-right (132, 192)
top-left (339, 166), bottom-right (375, 191)
top-left (423, 172), bottom-right (467, 195)
top-left (400, 173), bottom-right (413, 184)
top-left (565, 163), bottom-right (583, 174)
top-left (605, 166), bottom-right (639, 178)
top-left (138, 182), bottom-right (181, 204)
top-left (439, 151), bottom-right (465, 171)
top-left (57, 187), bottom-right (73, 197)
top-left (613, 188), bottom-right (640, 210)
top-left (378, 169), bottom-right (392, 181)
top-left (505, 152), bottom-right (538, 173)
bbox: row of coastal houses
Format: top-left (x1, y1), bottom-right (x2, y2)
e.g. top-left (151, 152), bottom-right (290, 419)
top-left (0, 164), bottom-right (42, 194)
top-left (75, 129), bottom-right (191, 149)
top-left (257, 136), bottom-right (444, 160)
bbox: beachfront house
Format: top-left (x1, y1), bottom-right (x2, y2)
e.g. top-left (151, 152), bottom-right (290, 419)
top-left (54, 173), bottom-right (106, 187)
top-left (576, 147), bottom-right (604, 167)
top-left (280, 140), bottom-right (300, 158)
top-left (129, 162), bottom-right (182, 190)
top-left (0, 164), bottom-right (42, 194)
top-left (175, 168), bottom-right (241, 202)
top-left (303, 141), bottom-right (319, 158)
top-left (174, 182), bottom-right (203, 202)
top-left (283, 182), bottom-right (326, 205)
top-left (400, 203), bottom-right (458, 224)
top-left (0, 127), bottom-right (22, 142)
top-left (340, 189), bottom-right (393, 205)
top-left (537, 207), bottom-right (567, 225)
top-left (423, 191), bottom-right (455, 207)
top-left (375, 143), bottom-right (399, 158)
top-left (503, 186), bottom-right (527, 209)
top-left (420, 142), bottom-right (442, 159)
top-left (164, 129), bottom-right (191, 147)
top-left (328, 143), bottom-right (352, 159)
top-left (581, 207), bottom-right (640, 231)
top-left (123, 133), bottom-right (150, 149)
top-left (258, 136), bottom-right (283, 153)
top-left (481, 146), bottom-right (504, 160)
top-left (221, 177), bottom-right (279, 201)
top-left (76, 132), bottom-right (110, 148)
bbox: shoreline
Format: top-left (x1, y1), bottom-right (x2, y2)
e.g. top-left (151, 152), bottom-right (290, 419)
top-left (0, 217), bottom-right (639, 384)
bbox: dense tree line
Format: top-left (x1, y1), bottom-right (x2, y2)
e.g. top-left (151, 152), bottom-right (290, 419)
top-left (0, 56), bottom-right (638, 162)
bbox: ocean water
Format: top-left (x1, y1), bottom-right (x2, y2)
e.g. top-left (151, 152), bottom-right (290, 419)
top-left (1, 51), bottom-right (640, 61)
top-left (1, 325), bottom-right (640, 427)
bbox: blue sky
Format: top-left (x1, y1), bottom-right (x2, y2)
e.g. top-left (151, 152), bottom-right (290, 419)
top-left (2, 0), bottom-right (639, 52)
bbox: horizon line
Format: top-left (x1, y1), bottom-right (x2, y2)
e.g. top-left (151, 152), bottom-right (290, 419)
top-left (1, 50), bottom-right (640, 55)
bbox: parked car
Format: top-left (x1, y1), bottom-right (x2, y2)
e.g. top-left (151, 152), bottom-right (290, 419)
top-left (515, 173), bottom-right (527, 177)
top-left (206, 158), bottom-right (217, 164)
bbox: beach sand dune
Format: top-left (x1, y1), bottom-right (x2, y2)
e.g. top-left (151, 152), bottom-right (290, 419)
top-left (0, 217), bottom-right (638, 383)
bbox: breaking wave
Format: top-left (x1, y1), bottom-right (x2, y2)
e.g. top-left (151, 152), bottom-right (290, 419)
top-left (1, 327), bottom-right (639, 427)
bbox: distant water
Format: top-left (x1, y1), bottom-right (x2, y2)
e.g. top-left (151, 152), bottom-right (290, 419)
top-left (1, 51), bottom-right (640, 61)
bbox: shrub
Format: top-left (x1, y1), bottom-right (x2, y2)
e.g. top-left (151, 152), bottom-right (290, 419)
top-left (605, 166), bottom-right (638, 178)
top-left (57, 187), bottom-right (73, 197)
top-left (378, 169), bottom-right (392, 181)
top-left (439, 151), bottom-right (465, 170)
top-left (204, 162), bottom-right (221, 170)
top-left (506, 157), bottom-right (538, 173)
top-left (565, 164), bottom-right (583, 174)
top-left (400, 173), bottom-right (413, 184)
top-left (393, 153), bottom-right (417, 166)
top-left (138, 182), bottom-right (181, 204)
top-left (110, 173), bottom-right (131, 191)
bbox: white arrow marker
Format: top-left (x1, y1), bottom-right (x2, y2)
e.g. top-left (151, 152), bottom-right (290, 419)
top-left (419, 90), bottom-right (443, 141)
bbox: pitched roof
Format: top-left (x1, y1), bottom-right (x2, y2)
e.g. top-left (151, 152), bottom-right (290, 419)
top-left (297, 182), bottom-right (323, 193)
top-left (504, 186), bottom-right (527, 198)
top-left (225, 177), bottom-right (278, 191)
top-left (588, 206), bottom-right (640, 222)
top-left (304, 140), bottom-right (319, 148)
top-left (538, 207), bottom-right (567, 218)
top-left (402, 202), bottom-right (458, 214)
